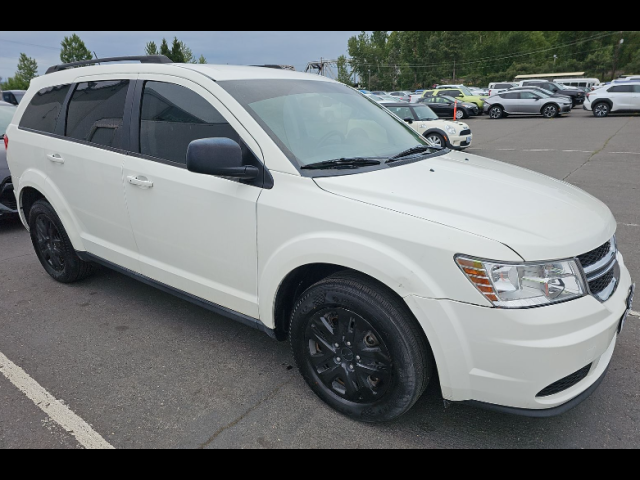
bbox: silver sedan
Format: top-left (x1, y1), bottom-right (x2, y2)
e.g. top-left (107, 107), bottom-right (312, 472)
top-left (483, 89), bottom-right (573, 119)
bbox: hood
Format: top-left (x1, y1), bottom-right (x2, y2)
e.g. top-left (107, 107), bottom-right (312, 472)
top-left (314, 150), bottom-right (616, 261)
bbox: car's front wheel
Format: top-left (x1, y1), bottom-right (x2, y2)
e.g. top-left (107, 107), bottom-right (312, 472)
top-left (455, 109), bottom-right (466, 120)
top-left (29, 199), bottom-right (96, 283)
top-left (541, 104), bottom-right (559, 118)
top-left (423, 132), bottom-right (446, 148)
top-left (289, 271), bottom-right (433, 423)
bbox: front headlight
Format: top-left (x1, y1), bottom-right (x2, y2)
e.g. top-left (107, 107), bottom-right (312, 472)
top-left (444, 125), bottom-right (457, 135)
top-left (455, 256), bottom-right (586, 308)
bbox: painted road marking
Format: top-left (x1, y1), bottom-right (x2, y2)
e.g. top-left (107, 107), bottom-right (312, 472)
top-left (0, 351), bottom-right (114, 449)
top-left (630, 311), bottom-right (639, 318)
top-left (619, 223), bottom-right (640, 227)
top-left (610, 152), bottom-right (640, 155)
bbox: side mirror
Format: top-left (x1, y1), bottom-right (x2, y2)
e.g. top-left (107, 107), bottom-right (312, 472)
top-left (187, 138), bottom-right (259, 180)
top-left (403, 117), bottom-right (414, 124)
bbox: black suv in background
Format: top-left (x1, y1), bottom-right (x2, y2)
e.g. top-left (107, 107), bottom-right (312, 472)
top-left (519, 81), bottom-right (585, 107)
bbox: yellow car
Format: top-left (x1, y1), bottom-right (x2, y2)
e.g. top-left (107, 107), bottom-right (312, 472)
top-left (421, 86), bottom-right (486, 110)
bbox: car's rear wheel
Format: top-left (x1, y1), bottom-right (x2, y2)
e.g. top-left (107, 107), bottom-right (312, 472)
top-left (593, 102), bottom-right (610, 117)
top-left (542, 104), bottom-right (559, 118)
top-left (423, 132), bottom-right (446, 148)
top-left (489, 105), bottom-right (504, 119)
top-left (29, 199), bottom-right (95, 283)
top-left (289, 271), bottom-right (433, 423)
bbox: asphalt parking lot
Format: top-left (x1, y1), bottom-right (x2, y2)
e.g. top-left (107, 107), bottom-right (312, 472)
top-left (1, 107), bottom-right (639, 449)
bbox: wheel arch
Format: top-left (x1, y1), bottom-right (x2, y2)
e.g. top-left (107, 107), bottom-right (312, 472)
top-left (421, 128), bottom-right (449, 146)
top-left (17, 170), bottom-right (85, 250)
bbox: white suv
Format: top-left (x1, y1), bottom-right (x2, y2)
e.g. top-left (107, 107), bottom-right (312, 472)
top-left (583, 82), bottom-right (640, 117)
top-left (5, 56), bottom-right (634, 422)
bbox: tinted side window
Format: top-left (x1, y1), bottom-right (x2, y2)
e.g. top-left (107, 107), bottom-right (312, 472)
top-left (502, 92), bottom-right (520, 99)
top-left (19, 84), bottom-right (71, 133)
top-left (140, 81), bottom-right (250, 165)
top-left (634, 85), bottom-right (640, 93)
top-left (608, 85), bottom-right (634, 93)
top-left (66, 80), bottom-right (129, 148)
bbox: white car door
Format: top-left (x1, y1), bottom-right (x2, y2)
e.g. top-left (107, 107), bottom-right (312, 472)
top-left (122, 76), bottom-right (263, 318)
top-left (42, 75), bottom-right (141, 271)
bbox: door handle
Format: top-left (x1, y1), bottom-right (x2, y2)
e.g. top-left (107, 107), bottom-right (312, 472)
top-left (47, 153), bottom-right (64, 164)
top-left (127, 175), bottom-right (154, 189)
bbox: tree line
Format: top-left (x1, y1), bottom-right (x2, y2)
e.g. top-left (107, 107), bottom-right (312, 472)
top-left (341, 31), bottom-right (640, 90)
top-left (1, 34), bottom-right (206, 91)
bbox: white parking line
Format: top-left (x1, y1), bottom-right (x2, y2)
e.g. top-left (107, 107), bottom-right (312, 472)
top-left (523, 149), bottom-right (554, 152)
top-left (630, 311), bottom-right (640, 318)
top-left (610, 152), bottom-right (640, 155)
top-left (562, 150), bottom-right (593, 153)
top-left (0, 351), bottom-right (114, 449)
top-left (619, 223), bottom-right (640, 227)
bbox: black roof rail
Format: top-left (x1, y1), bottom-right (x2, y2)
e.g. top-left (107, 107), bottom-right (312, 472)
top-left (45, 55), bottom-right (173, 74)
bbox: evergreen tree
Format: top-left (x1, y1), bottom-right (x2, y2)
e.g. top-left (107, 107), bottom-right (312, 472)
top-left (170, 37), bottom-right (185, 63)
top-left (60, 34), bottom-right (93, 63)
top-left (336, 55), bottom-right (351, 85)
top-left (160, 38), bottom-right (170, 58)
top-left (145, 41), bottom-right (158, 56)
top-left (198, 55), bottom-right (207, 64)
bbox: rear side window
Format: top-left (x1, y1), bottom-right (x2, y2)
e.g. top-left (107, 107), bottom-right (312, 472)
top-left (502, 92), bottom-right (520, 99)
top-left (608, 85), bottom-right (634, 93)
top-left (495, 83), bottom-right (514, 89)
top-left (634, 85), bottom-right (640, 93)
top-left (19, 84), bottom-right (71, 134)
top-left (66, 80), bottom-right (130, 148)
top-left (139, 81), bottom-right (252, 165)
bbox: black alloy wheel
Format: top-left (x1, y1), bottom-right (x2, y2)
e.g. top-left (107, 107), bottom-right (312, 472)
top-left (593, 102), bottom-right (610, 117)
top-left (542, 104), bottom-right (559, 118)
top-left (29, 199), bottom-right (95, 283)
top-left (289, 271), bottom-right (433, 423)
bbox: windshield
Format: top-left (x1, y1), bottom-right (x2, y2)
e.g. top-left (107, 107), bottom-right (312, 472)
top-left (219, 79), bottom-right (429, 168)
top-left (412, 105), bottom-right (439, 120)
top-left (0, 105), bottom-right (17, 135)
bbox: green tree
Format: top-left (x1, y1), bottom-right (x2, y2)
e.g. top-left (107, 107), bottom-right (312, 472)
top-left (1, 53), bottom-right (38, 90)
top-left (170, 37), bottom-right (185, 63)
top-left (60, 33), bottom-right (93, 63)
top-left (145, 41), bottom-right (158, 56)
top-left (160, 38), bottom-right (171, 58)
top-left (197, 54), bottom-right (207, 64)
top-left (336, 55), bottom-right (351, 84)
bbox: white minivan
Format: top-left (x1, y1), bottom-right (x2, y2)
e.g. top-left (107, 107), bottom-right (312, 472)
top-left (4, 56), bottom-right (634, 422)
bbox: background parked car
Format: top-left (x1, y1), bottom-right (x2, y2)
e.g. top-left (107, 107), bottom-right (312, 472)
top-left (487, 82), bottom-right (518, 97)
top-left (507, 85), bottom-right (573, 103)
top-left (0, 100), bottom-right (18, 221)
top-left (583, 82), bottom-right (640, 117)
top-left (1, 90), bottom-right (26, 105)
top-left (468, 87), bottom-right (490, 96)
top-left (366, 93), bottom-right (403, 103)
top-left (417, 95), bottom-right (480, 119)
top-left (517, 80), bottom-right (585, 107)
top-left (388, 91), bottom-right (413, 102)
top-left (420, 86), bottom-right (486, 110)
top-left (381, 102), bottom-right (473, 149)
top-left (483, 89), bottom-right (572, 119)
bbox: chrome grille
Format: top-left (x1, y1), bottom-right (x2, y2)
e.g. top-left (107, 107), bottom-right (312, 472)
top-left (577, 238), bottom-right (619, 302)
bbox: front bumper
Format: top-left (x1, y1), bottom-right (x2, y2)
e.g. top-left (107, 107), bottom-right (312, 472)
top-left (448, 132), bottom-right (472, 150)
top-left (405, 253), bottom-right (632, 413)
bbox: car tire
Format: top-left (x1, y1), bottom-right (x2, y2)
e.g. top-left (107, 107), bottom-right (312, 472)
top-left (423, 132), bottom-right (447, 148)
top-left (455, 109), bottom-right (466, 120)
top-left (489, 105), bottom-right (504, 119)
top-left (541, 103), bottom-right (559, 118)
top-left (29, 199), bottom-right (96, 283)
top-left (592, 102), bottom-right (610, 118)
top-left (289, 271), bottom-right (433, 423)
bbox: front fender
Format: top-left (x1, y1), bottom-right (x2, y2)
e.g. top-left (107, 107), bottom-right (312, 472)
top-left (260, 232), bottom-right (450, 330)
top-left (18, 168), bottom-right (85, 251)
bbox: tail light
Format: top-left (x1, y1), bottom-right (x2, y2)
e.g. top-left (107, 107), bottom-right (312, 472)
top-left (3, 135), bottom-right (7, 150)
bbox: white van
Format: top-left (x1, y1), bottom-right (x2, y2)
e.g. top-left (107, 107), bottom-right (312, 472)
top-left (554, 78), bottom-right (600, 89)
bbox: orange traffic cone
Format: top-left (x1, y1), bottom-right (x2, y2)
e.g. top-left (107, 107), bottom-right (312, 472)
top-left (453, 100), bottom-right (458, 120)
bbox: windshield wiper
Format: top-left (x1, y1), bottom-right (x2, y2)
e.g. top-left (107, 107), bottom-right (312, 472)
top-left (386, 144), bottom-right (441, 163)
top-left (301, 158), bottom-right (382, 170)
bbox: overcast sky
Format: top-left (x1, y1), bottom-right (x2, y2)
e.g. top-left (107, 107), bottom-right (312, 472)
top-left (0, 31), bottom-right (360, 82)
